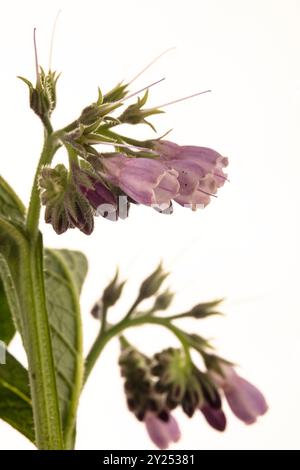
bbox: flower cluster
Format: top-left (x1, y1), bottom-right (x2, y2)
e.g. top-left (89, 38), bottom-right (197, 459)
top-left (89, 263), bottom-right (269, 450)
top-left (120, 344), bottom-right (268, 449)
top-left (22, 59), bottom-right (229, 234)
top-left (119, 343), bottom-right (181, 449)
top-left (40, 143), bottom-right (228, 234)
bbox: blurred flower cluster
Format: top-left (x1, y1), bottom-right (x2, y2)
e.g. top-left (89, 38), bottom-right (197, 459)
top-left (91, 263), bottom-right (268, 450)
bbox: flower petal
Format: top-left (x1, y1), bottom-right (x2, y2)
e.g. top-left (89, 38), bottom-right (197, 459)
top-left (225, 376), bottom-right (268, 425)
top-left (165, 415), bottom-right (181, 443)
top-left (201, 405), bottom-right (227, 432)
top-left (144, 414), bottom-right (170, 449)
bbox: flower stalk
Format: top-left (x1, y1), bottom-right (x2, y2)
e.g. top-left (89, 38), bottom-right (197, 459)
top-left (84, 315), bottom-right (192, 385)
top-left (21, 132), bottom-right (64, 449)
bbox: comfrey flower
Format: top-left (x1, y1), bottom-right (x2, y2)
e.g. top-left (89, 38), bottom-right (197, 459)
top-left (101, 153), bottom-right (180, 207)
top-left (118, 339), bottom-right (268, 449)
top-left (153, 140), bottom-right (228, 209)
top-left (208, 364), bottom-right (268, 425)
top-left (31, 45), bottom-right (228, 234)
top-left (144, 412), bottom-right (180, 450)
top-left (200, 405), bottom-right (227, 432)
top-left (97, 141), bottom-right (228, 213)
top-left (72, 166), bottom-right (120, 221)
top-left (119, 342), bottom-right (182, 449)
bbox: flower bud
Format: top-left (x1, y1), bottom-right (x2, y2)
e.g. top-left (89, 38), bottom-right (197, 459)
top-left (181, 374), bottom-right (204, 418)
top-left (79, 104), bottom-right (102, 127)
top-left (103, 82), bottom-right (129, 103)
top-left (66, 191), bottom-right (94, 235)
top-left (119, 343), bottom-right (165, 421)
top-left (153, 289), bottom-right (174, 311)
top-left (152, 348), bottom-right (187, 409)
top-left (118, 90), bottom-right (163, 130)
top-left (45, 203), bottom-right (70, 235)
top-left (18, 68), bottom-right (60, 126)
top-left (138, 263), bottom-right (168, 301)
top-left (39, 164), bottom-right (68, 206)
top-left (102, 270), bottom-right (126, 308)
top-left (39, 164), bottom-right (94, 235)
top-left (90, 300), bottom-right (103, 319)
top-left (187, 299), bottom-right (224, 319)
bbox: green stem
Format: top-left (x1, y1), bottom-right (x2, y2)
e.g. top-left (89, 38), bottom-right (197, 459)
top-left (99, 305), bottom-right (108, 337)
top-left (21, 237), bottom-right (63, 449)
top-left (0, 217), bottom-right (63, 449)
top-left (84, 316), bottom-right (191, 384)
top-left (66, 143), bottom-right (79, 169)
top-left (23, 132), bottom-right (64, 449)
top-left (25, 134), bottom-right (60, 241)
top-left (62, 119), bottom-right (79, 133)
top-left (123, 297), bottom-right (142, 321)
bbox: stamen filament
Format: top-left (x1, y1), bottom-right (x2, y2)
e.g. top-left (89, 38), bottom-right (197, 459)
top-left (128, 47), bottom-right (176, 85)
top-left (122, 77), bottom-right (166, 103)
top-left (33, 28), bottom-right (40, 85)
top-left (154, 89), bottom-right (211, 109)
top-left (49, 10), bottom-right (62, 71)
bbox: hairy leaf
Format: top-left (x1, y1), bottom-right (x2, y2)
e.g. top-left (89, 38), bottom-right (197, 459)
top-left (0, 175), bottom-right (25, 222)
top-left (0, 279), bottom-right (15, 344)
top-left (44, 249), bottom-right (88, 443)
top-left (0, 218), bottom-right (28, 342)
top-left (0, 351), bottom-right (34, 443)
top-left (0, 177), bottom-right (25, 343)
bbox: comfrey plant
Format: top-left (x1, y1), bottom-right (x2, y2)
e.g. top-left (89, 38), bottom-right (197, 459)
top-left (0, 32), bottom-right (267, 450)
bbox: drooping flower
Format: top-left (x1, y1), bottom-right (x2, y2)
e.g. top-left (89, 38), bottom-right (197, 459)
top-left (40, 164), bottom-right (94, 235)
top-left (209, 364), bottom-right (268, 425)
top-left (73, 168), bottom-right (119, 221)
top-left (200, 405), bottom-right (227, 432)
top-left (153, 140), bottom-right (228, 209)
top-left (101, 153), bottom-right (180, 206)
top-left (144, 412), bottom-right (181, 449)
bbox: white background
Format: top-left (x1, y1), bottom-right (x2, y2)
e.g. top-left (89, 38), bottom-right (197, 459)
top-left (0, 0), bottom-right (299, 450)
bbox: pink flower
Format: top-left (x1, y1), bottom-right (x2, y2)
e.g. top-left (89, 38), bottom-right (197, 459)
top-left (144, 412), bottom-right (181, 449)
top-left (101, 153), bottom-right (180, 206)
top-left (209, 365), bottom-right (268, 425)
top-left (154, 140), bottom-right (228, 209)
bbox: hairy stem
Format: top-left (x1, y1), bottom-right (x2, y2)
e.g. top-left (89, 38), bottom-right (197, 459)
top-left (26, 133), bottom-right (59, 241)
top-left (22, 237), bottom-right (63, 449)
top-left (23, 132), bottom-right (64, 449)
top-left (84, 315), bottom-right (191, 384)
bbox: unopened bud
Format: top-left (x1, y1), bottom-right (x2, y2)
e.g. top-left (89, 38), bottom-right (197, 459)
top-left (102, 270), bottom-right (126, 308)
top-left (90, 300), bottom-right (103, 319)
top-left (188, 299), bottom-right (224, 319)
top-left (118, 90), bottom-right (163, 130)
top-left (18, 68), bottom-right (60, 126)
top-left (79, 104), bottom-right (102, 126)
top-left (153, 289), bottom-right (174, 311)
top-left (138, 263), bottom-right (168, 300)
top-left (103, 82), bottom-right (129, 103)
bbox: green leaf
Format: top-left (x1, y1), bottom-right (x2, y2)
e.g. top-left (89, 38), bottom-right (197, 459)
top-left (44, 249), bottom-right (87, 446)
top-left (0, 220), bottom-right (27, 340)
top-left (0, 278), bottom-right (15, 344)
top-left (0, 175), bottom-right (25, 222)
top-left (0, 176), bottom-right (25, 343)
top-left (53, 249), bottom-right (88, 294)
top-left (0, 351), bottom-right (34, 443)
